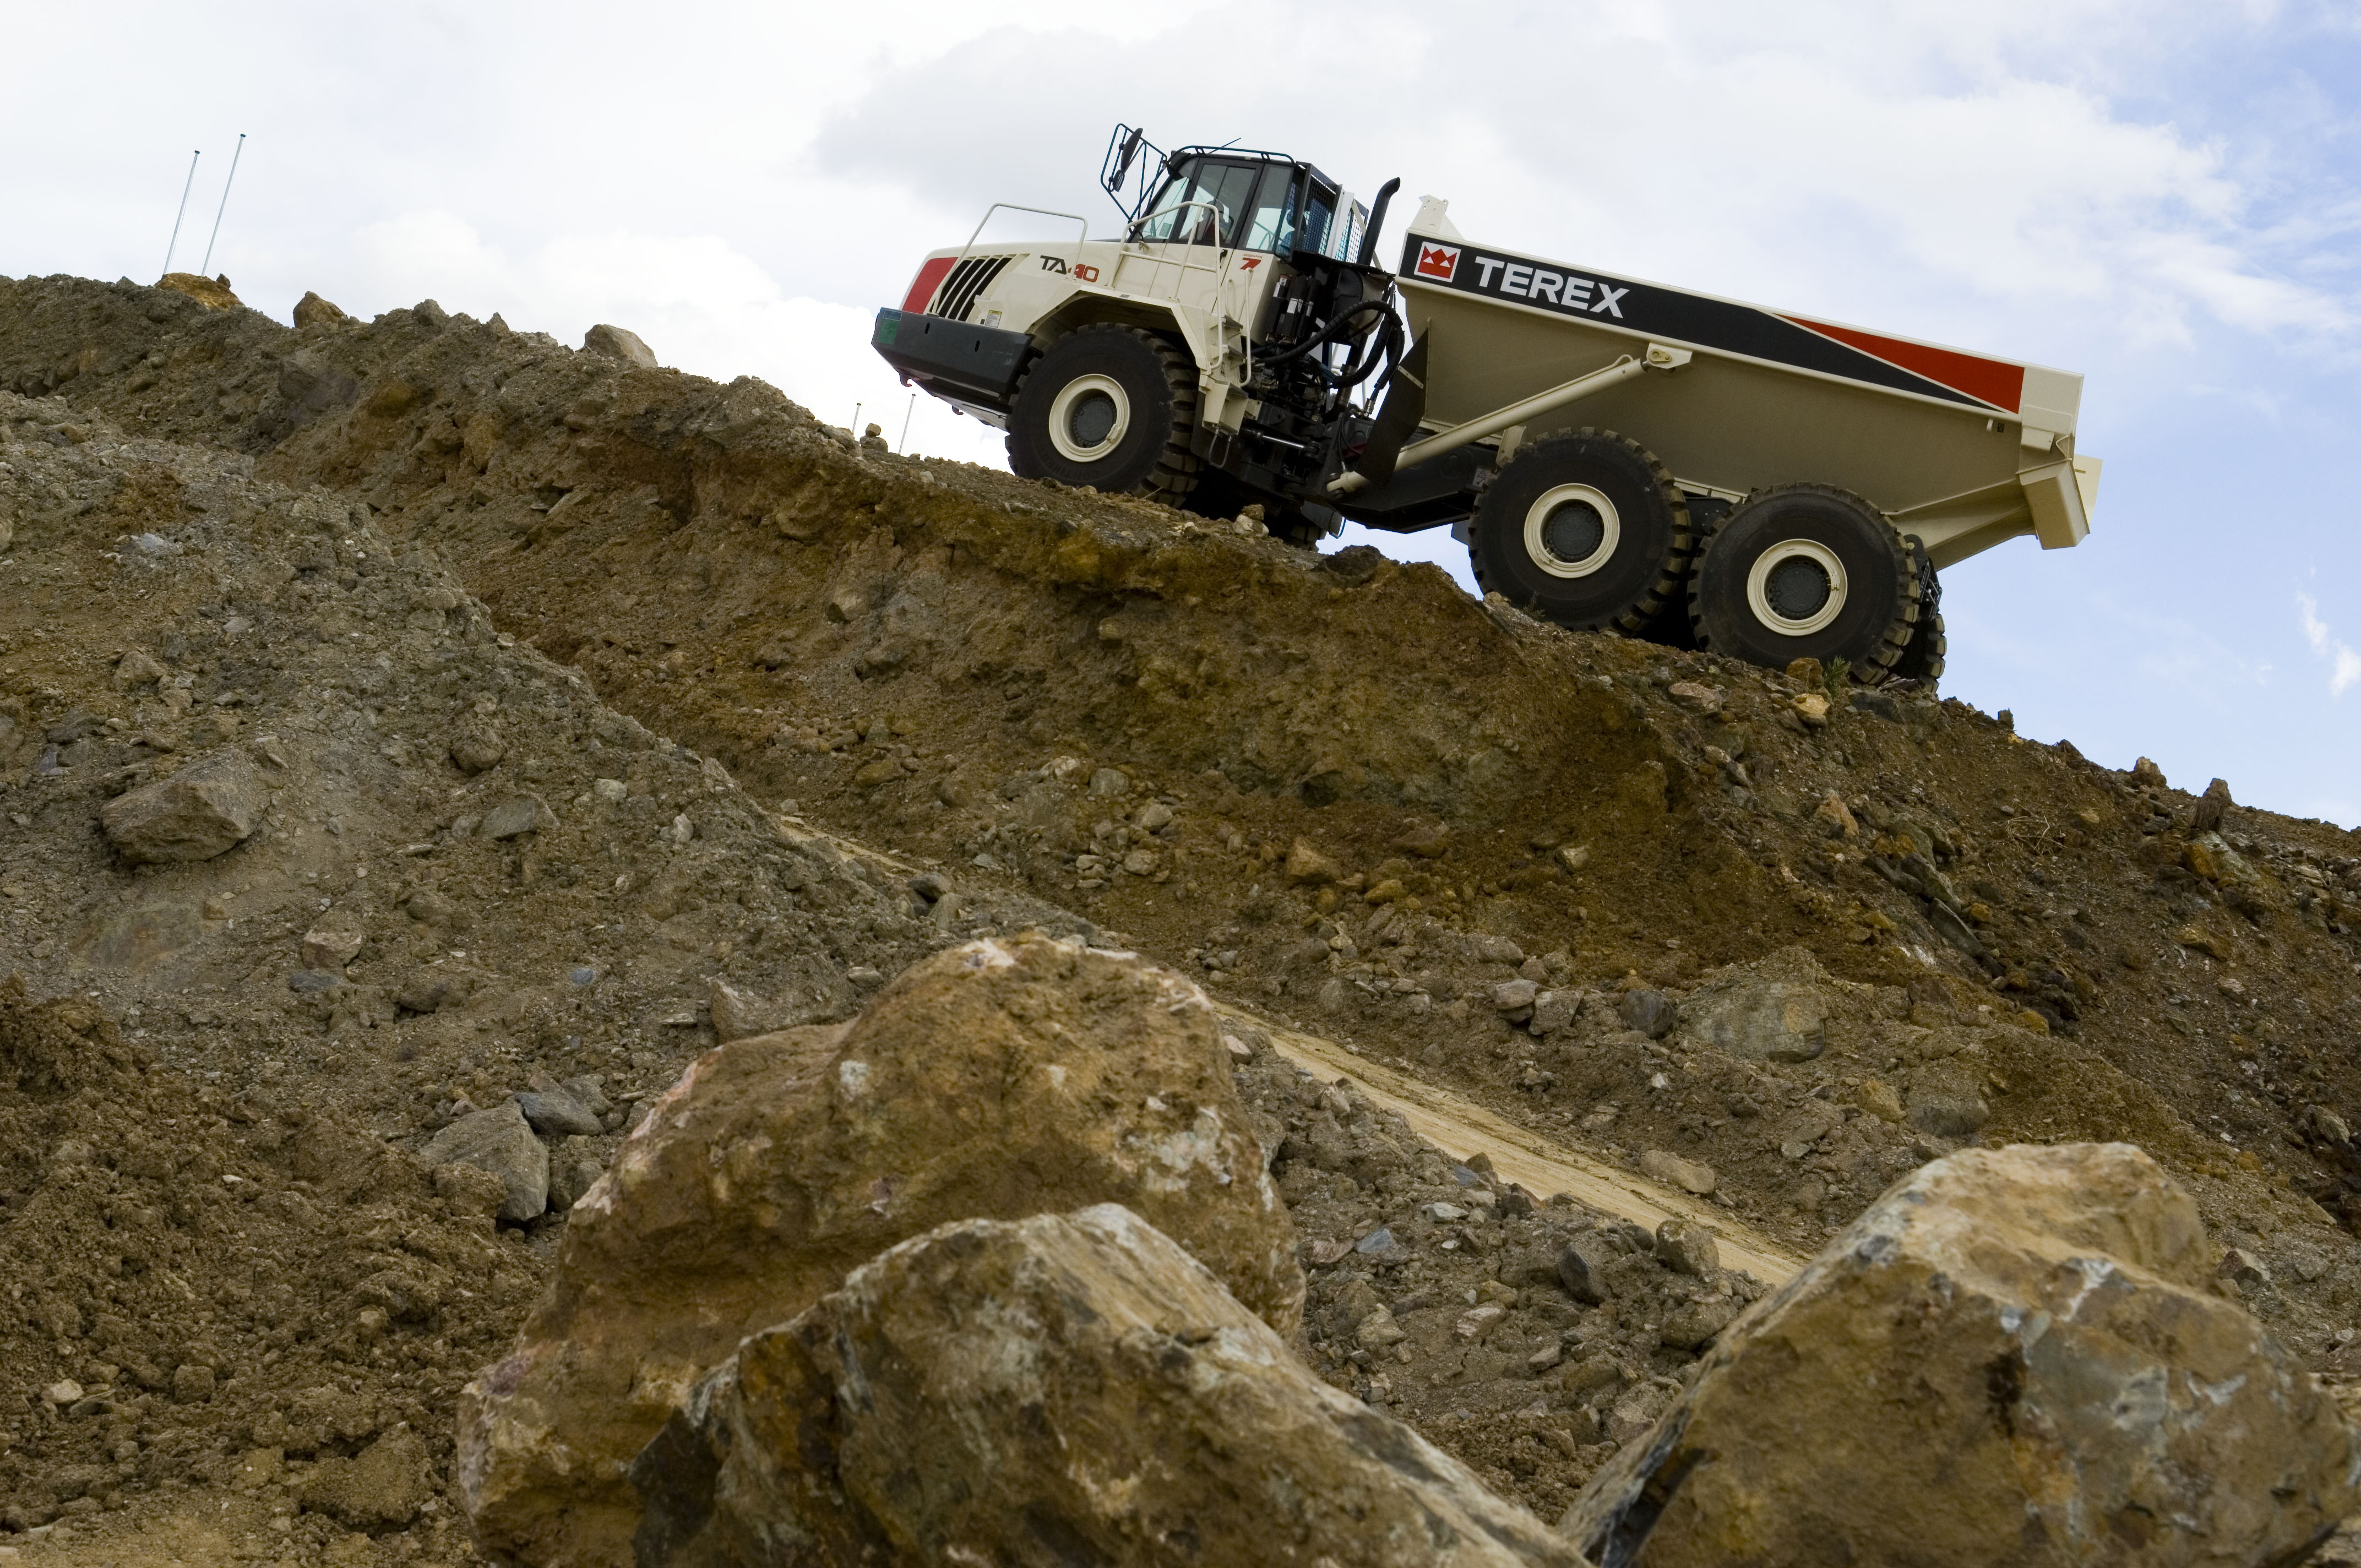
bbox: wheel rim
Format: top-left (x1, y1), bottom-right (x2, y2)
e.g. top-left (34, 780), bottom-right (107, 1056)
top-left (1745, 539), bottom-right (1848, 636)
top-left (1522, 483), bottom-right (1620, 579)
top-left (1047, 373), bottom-right (1131, 464)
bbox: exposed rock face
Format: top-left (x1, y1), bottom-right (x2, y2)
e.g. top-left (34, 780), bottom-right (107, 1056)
top-left (630, 1205), bottom-right (1584, 1568)
top-left (457, 935), bottom-right (1301, 1567)
top-left (1565, 1143), bottom-right (2361, 1567)
top-left (581, 323), bottom-right (656, 368)
top-left (99, 749), bottom-right (269, 863)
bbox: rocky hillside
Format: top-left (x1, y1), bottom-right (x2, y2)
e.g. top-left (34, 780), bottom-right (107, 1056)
top-left (5, 270), bottom-right (2361, 1562)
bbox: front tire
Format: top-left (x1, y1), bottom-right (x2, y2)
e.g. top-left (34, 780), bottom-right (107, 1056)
top-left (1007, 325), bottom-right (1199, 500)
top-left (1467, 429), bottom-right (1693, 633)
top-left (1886, 536), bottom-right (1946, 686)
top-left (1688, 483), bottom-right (1917, 675)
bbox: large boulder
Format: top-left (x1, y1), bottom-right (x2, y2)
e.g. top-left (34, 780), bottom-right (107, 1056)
top-left (631, 1205), bottom-right (1582, 1568)
top-left (456, 935), bottom-right (1301, 1567)
top-left (100, 750), bottom-right (269, 863)
top-left (1564, 1143), bottom-right (2360, 1567)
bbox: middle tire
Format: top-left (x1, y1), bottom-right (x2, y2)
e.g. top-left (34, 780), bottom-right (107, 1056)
top-left (1467, 428), bottom-right (1693, 633)
top-left (1689, 483), bottom-right (1917, 674)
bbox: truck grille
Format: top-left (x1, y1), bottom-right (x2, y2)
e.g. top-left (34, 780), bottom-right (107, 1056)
top-left (933, 255), bottom-right (1011, 323)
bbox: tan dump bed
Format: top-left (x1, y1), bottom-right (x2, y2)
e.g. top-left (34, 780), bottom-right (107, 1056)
top-left (1394, 217), bottom-right (2098, 567)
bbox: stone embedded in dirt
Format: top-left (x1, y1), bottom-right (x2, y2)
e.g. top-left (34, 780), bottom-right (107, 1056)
top-left (1639, 1148), bottom-right (1716, 1196)
top-left (419, 1099), bottom-right (548, 1222)
top-left (707, 975), bottom-right (794, 1042)
top-left (292, 290), bottom-right (350, 329)
top-left (2194, 776), bottom-right (2234, 831)
top-left (299, 919), bottom-right (365, 971)
top-left (458, 935), bottom-right (1303, 1567)
top-left (581, 323), bottom-right (657, 368)
top-left (448, 722), bottom-right (507, 774)
top-left (1654, 1218), bottom-right (1720, 1276)
top-left (1618, 987), bottom-right (1676, 1039)
top-left (481, 793), bottom-right (554, 840)
top-left (2132, 754), bottom-right (2167, 786)
top-left (99, 750), bottom-right (268, 863)
top-left (156, 271), bottom-right (241, 310)
top-left (296, 1424), bottom-right (432, 1528)
top-left (629, 1205), bottom-right (1582, 1568)
top-left (1565, 1143), bottom-right (2361, 1567)
top-left (1285, 836), bottom-right (1342, 885)
top-left (1674, 946), bottom-right (1832, 1063)
top-left (513, 1084), bottom-right (601, 1138)
top-left (1557, 1232), bottom-right (1617, 1303)
top-left (112, 648), bottom-right (166, 688)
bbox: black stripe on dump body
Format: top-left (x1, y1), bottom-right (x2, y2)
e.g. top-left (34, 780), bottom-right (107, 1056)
top-left (1398, 233), bottom-right (1994, 411)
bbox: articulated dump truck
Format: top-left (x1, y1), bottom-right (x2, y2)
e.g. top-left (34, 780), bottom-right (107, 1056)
top-left (873, 126), bottom-right (2101, 682)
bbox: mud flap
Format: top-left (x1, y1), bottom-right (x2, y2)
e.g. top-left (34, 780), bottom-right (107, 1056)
top-left (1349, 332), bottom-right (1428, 487)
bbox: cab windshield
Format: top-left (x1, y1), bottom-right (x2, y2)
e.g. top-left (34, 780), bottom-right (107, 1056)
top-left (1136, 156), bottom-right (1300, 252)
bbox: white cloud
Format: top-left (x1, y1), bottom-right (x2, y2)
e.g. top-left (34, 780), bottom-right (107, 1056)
top-left (341, 213), bottom-right (1008, 466)
top-left (2297, 593), bottom-right (2361, 695)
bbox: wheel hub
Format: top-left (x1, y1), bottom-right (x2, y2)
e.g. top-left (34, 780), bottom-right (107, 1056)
top-left (1046, 374), bottom-right (1132, 464)
top-left (1523, 483), bottom-right (1621, 579)
top-left (1744, 539), bottom-right (1849, 636)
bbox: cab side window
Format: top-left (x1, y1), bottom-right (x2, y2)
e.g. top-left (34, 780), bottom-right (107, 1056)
top-left (1242, 168), bottom-right (1301, 254)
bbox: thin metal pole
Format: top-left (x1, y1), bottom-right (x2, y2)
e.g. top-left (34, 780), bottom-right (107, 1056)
top-left (164, 150), bottom-right (200, 274)
top-left (897, 393), bottom-right (916, 454)
top-left (852, 401), bottom-right (862, 437)
top-left (198, 133), bottom-right (246, 276)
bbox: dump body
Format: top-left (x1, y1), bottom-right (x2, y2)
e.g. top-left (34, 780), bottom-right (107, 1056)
top-left (1393, 226), bottom-right (2098, 567)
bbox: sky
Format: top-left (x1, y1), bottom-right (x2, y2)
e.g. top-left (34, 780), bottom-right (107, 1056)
top-left (7, 1), bottom-right (2361, 824)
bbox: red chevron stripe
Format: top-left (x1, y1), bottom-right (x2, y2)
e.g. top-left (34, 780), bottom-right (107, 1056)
top-left (1780, 314), bottom-right (2024, 413)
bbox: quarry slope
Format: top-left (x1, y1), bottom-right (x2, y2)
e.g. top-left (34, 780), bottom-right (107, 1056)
top-left (8, 270), bottom-right (2361, 1554)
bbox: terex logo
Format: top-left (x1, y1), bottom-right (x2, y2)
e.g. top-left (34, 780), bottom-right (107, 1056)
top-left (1413, 243), bottom-right (1460, 281)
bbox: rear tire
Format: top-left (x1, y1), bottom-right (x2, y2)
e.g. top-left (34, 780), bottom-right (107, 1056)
top-left (1007, 325), bottom-right (1200, 500)
top-left (1886, 537), bottom-right (1946, 687)
top-left (1467, 429), bottom-right (1692, 633)
top-left (1688, 483), bottom-right (1917, 675)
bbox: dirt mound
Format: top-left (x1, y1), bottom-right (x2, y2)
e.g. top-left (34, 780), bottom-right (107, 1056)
top-left (0, 972), bottom-right (535, 1544)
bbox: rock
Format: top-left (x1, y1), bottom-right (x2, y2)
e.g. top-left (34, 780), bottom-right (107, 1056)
top-left (447, 723), bottom-right (506, 775)
top-left (157, 271), bottom-right (241, 309)
top-left (706, 977), bottom-right (793, 1042)
top-left (1492, 978), bottom-right (1540, 1013)
top-left (1531, 989), bottom-right (1576, 1034)
top-left (1904, 1058), bottom-right (1990, 1138)
top-left (581, 323), bottom-right (657, 368)
top-left (2193, 776), bottom-right (2233, 832)
top-left (395, 971), bottom-right (477, 1014)
top-left (41, 1380), bottom-right (83, 1406)
top-left (457, 935), bottom-right (1302, 1567)
top-left (1564, 1143), bottom-right (2361, 1568)
top-left (99, 751), bottom-right (268, 863)
top-left (549, 1144), bottom-right (607, 1212)
top-left (1657, 1296), bottom-right (1737, 1350)
top-left (513, 1085), bottom-right (602, 1138)
top-left (481, 794), bottom-right (554, 840)
top-left (296, 1425), bottom-right (430, 1528)
top-left (1638, 1148), bottom-right (1716, 1196)
top-left (1556, 1233), bottom-right (1617, 1303)
top-left (112, 649), bottom-right (166, 688)
top-left (2132, 755), bottom-right (2166, 787)
top-left (1675, 946), bottom-right (1830, 1063)
top-left (1653, 1218), bottom-right (1720, 1276)
top-left (1784, 656), bottom-right (1824, 684)
top-left (1618, 987), bottom-right (1676, 1039)
top-left (298, 921), bottom-right (365, 971)
top-left (419, 1100), bottom-right (548, 1223)
top-left (628, 1206), bottom-right (1581, 1568)
top-left (292, 291), bottom-right (351, 329)
top-left (1812, 792), bottom-right (1857, 838)
top-left (1285, 836), bottom-right (1342, 885)
top-left (172, 1363), bottom-right (215, 1402)
top-left (1791, 692), bottom-right (1830, 727)
top-left (2219, 1246), bottom-right (2270, 1287)
top-left (1557, 842), bottom-right (1591, 873)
